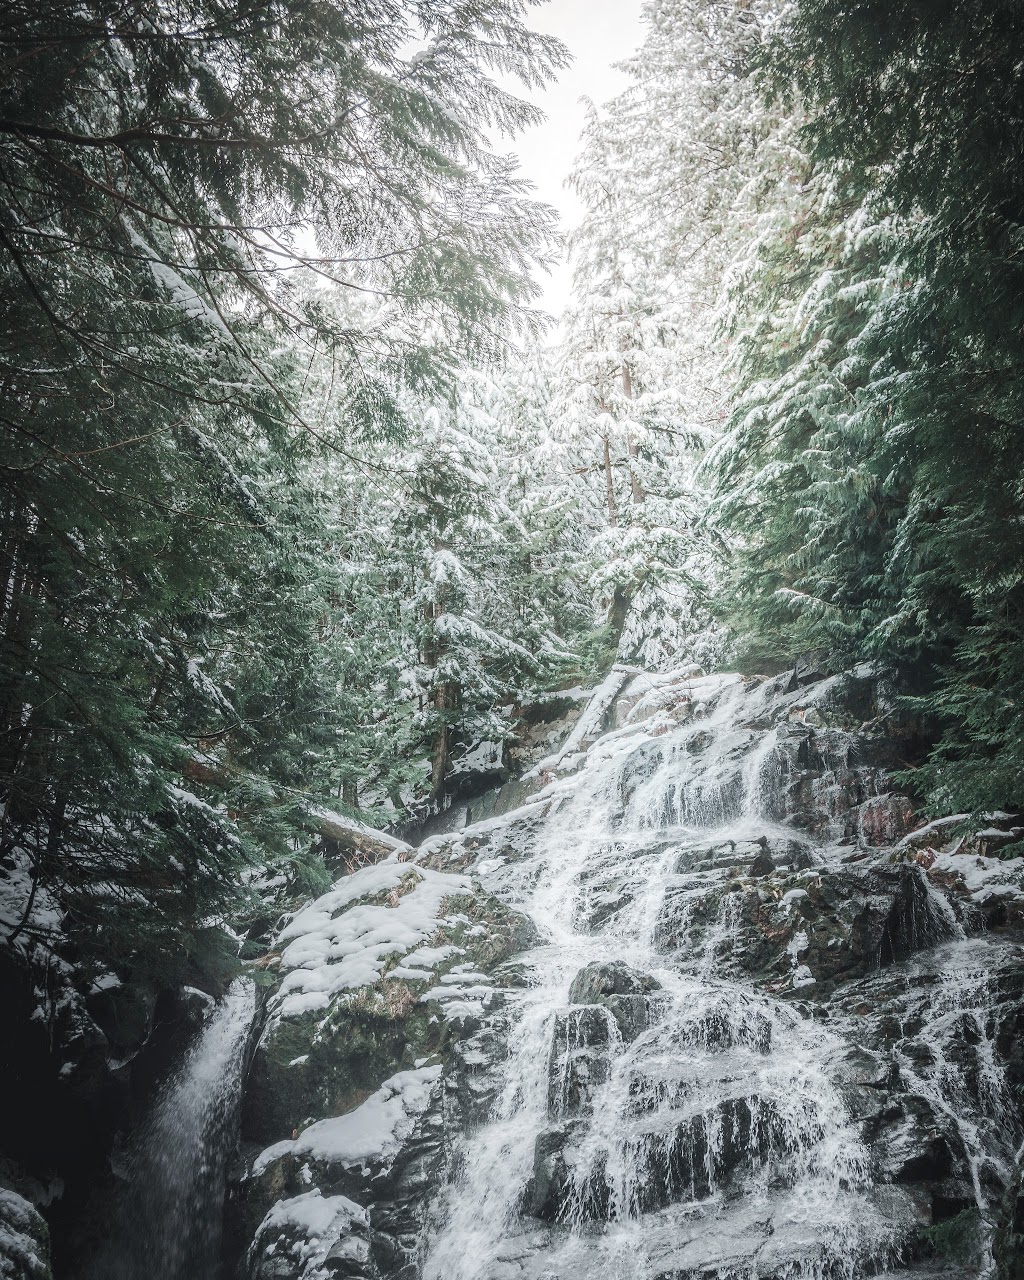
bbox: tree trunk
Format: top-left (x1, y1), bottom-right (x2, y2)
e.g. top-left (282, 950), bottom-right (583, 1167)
top-left (608, 583), bottom-right (633, 645)
top-left (621, 358), bottom-right (645, 506)
top-left (429, 678), bottom-right (460, 803)
top-left (602, 433), bottom-right (618, 527)
top-left (182, 757), bottom-right (409, 860)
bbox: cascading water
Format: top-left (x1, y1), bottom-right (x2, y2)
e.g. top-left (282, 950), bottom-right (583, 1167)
top-left (88, 978), bottom-right (256, 1280)
top-left (420, 672), bottom-right (1015, 1280)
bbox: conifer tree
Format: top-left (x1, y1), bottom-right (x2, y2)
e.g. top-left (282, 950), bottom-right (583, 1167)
top-left (0, 0), bottom-right (566, 975)
top-left (716, 0), bottom-right (1024, 812)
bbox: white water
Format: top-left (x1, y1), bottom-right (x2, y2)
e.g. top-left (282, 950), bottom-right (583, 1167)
top-left (423, 675), bottom-right (906, 1280)
top-left (90, 978), bottom-right (256, 1280)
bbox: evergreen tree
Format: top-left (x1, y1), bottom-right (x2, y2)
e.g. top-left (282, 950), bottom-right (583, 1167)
top-left (0, 0), bottom-right (566, 976)
top-left (717, 0), bottom-right (1024, 813)
top-left (551, 0), bottom-right (781, 672)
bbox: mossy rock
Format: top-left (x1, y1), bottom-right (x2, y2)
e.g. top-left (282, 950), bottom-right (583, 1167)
top-left (242, 881), bottom-right (534, 1147)
top-left (995, 1159), bottom-right (1024, 1280)
top-left (242, 993), bottom-right (442, 1144)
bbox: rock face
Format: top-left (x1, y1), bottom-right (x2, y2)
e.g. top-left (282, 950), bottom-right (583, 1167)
top-left (233, 665), bottom-right (1024, 1280)
top-left (0, 909), bottom-right (229, 1278)
top-left (232, 856), bottom-right (537, 1279)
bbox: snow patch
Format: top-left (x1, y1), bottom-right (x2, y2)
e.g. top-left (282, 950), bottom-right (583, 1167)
top-left (249, 1189), bottom-right (368, 1279)
top-left (253, 1066), bottom-right (443, 1177)
top-left (273, 862), bottom-right (472, 1017)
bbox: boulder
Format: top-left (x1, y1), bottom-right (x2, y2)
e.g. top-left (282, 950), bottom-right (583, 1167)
top-left (567, 960), bottom-right (660, 1005)
top-left (787, 651), bottom-right (829, 689)
top-left (547, 1006), bottom-right (613, 1118)
top-left (567, 960), bottom-right (662, 1043)
top-left (750, 845), bottom-right (775, 878)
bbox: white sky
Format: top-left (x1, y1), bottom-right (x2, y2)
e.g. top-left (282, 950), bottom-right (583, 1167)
top-left (506, 0), bottom-right (647, 318)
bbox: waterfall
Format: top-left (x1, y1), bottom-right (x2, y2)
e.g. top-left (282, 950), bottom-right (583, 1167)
top-left (422, 674), bottom-right (905, 1280)
top-left (226, 664), bottom-right (1024, 1280)
top-left (89, 978), bottom-right (256, 1280)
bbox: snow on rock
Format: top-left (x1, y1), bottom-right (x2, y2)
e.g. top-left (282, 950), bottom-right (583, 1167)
top-left (248, 1189), bottom-right (369, 1280)
top-left (895, 814), bottom-right (970, 851)
top-left (451, 739), bottom-right (504, 776)
top-left (273, 860), bottom-right (474, 1017)
top-left (0, 1187), bottom-right (51, 1280)
top-left (929, 849), bottom-right (1024, 904)
top-left (389, 943), bottom-right (464, 980)
top-left (253, 1066), bottom-right (443, 1177)
top-left (614, 662), bottom-right (707, 728)
top-left (524, 665), bottom-right (636, 778)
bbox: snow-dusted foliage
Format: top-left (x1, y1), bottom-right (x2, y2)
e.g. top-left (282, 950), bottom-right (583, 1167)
top-left (539, 1), bottom-right (795, 672)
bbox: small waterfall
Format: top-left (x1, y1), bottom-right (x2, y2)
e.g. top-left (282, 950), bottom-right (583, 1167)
top-left (874, 940), bottom-right (1024, 1266)
top-left (422, 675), bottom-right (902, 1280)
top-left (90, 978), bottom-right (256, 1280)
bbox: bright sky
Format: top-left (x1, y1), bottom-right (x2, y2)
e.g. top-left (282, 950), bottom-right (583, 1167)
top-left (509, 0), bottom-right (647, 319)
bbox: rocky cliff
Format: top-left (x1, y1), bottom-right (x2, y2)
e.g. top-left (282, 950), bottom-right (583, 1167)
top-left (233, 664), bottom-right (1024, 1280)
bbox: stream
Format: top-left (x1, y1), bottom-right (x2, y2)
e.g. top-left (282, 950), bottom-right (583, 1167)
top-left (100, 668), bottom-right (1024, 1280)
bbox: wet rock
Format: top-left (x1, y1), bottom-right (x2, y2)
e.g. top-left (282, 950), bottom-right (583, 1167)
top-left (567, 960), bottom-right (661, 1042)
top-left (528, 1127), bottom-right (568, 1219)
top-left (869, 1094), bottom-right (960, 1183)
top-left (568, 960), bottom-right (660, 1005)
top-left (527, 1122), bottom-right (606, 1221)
top-left (787, 651), bottom-right (829, 689)
top-left (547, 1007), bottom-right (613, 1118)
top-left (995, 1153), bottom-right (1024, 1280)
top-left (449, 1022), bottom-right (510, 1125)
top-left (858, 793), bottom-right (918, 847)
top-left (749, 845), bottom-right (775, 878)
top-left (231, 662), bottom-right (1024, 1280)
top-left (86, 982), bottom-right (159, 1060)
top-left (530, 1095), bottom-right (785, 1224)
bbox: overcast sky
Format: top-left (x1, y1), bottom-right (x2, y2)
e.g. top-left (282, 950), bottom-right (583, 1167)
top-left (507, 0), bottom-right (647, 318)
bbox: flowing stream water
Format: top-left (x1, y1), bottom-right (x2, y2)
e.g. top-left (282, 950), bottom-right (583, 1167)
top-left (88, 978), bottom-right (256, 1280)
top-left (420, 672), bottom-right (1018, 1280)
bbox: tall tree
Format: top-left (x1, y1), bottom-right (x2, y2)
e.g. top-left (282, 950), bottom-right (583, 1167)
top-left (716, 0), bottom-right (1024, 813)
top-left (0, 0), bottom-right (566, 976)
